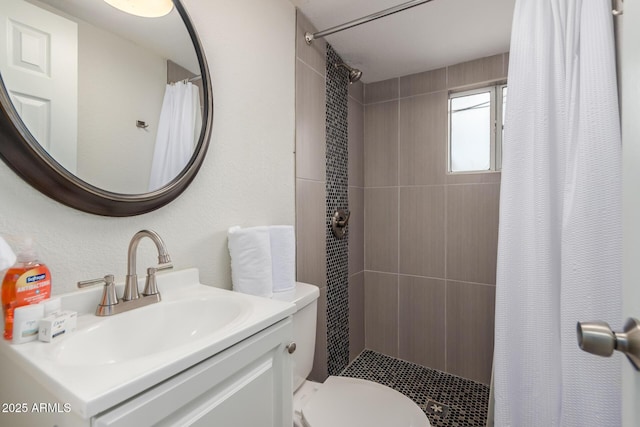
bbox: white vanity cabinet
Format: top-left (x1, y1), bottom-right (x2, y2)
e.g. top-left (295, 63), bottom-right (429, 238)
top-left (0, 270), bottom-right (296, 427)
top-left (92, 318), bottom-right (293, 427)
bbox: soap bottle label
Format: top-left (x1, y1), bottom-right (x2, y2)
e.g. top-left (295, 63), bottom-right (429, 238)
top-left (2, 265), bottom-right (51, 341)
top-left (15, 267), bottom-right (50, 306)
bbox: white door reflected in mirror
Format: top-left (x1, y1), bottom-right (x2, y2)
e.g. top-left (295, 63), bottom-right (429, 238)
top-left (0, 0), bottom-right (78, 174)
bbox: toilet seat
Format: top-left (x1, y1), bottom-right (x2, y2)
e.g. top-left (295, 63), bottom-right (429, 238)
top-left (301, 376), bottom-right (431, 427)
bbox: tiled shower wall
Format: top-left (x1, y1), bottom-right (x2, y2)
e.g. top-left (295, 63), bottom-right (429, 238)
top-left (325, 45), bottom-right (350, 375)
top-left (295, 12), bottom-right (328, 381)
top-left (296, 11), bottom-right (366, 380)
top-left (363, 53), bottom-right (508, 384)
top-left (347, 71), bottom-right (365, 362)
top-left (296, 9), bottom-right (506, 386)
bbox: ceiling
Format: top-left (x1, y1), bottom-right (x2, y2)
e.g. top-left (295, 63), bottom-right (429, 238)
top-left (29, 0), bottom-right (199, 74)
top-left (293, 0), bottom-right (516, 83)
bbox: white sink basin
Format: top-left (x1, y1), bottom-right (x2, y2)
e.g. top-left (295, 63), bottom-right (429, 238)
top-left (50, 293), bottom-right (251, 366)
top-left (0, 268), bottom-right (295, 419)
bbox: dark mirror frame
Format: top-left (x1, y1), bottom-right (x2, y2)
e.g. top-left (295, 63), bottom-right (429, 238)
top-left (0, 0), bottom-right (213, 217)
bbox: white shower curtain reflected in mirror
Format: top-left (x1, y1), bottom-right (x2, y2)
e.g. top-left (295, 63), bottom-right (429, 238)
top-left (148, 81), bottom-right (202, 192)
top-left (493, 0), bottom-right (622, 426)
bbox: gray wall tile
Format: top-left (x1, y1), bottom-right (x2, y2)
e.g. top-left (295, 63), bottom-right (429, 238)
top-left (296, 11), bottom-right (326, 76)
top-left (296, 179), bottom-right (327, 287)
top-left (446, 281), bottom-right (495, 384)
top-left (365, 271), bottom-right (399, 357)
top-left (399, 92), bottom-right (448, 186)
top-left (364, 78), bottom-right (399, 104)
top-left (348, 186), bottom-right (364, 276)
top-left (447, 54), bottom-right (506, 89)
top-left (309, 285), bottom-right (328, 382)
top-left (446, 184), bottom-right (500, 285)
top-left (296, 60), bottom-right (326, 181)
top-left (349, 272), bottom-right (365, 361)
top-left (398, 275), bottom-right (446, 370)
top-left (348, 97), bottom-right (364, 188)
top-left (446, 171), bottom-right (502, 185)
top-left (349, 80), bottom-right (364, 103)
top-left (364, 101), bottom-right (398, 187)
top-left (503, 52), bottom-right (509, 77)
top-left (399, 186), bottom-right (446, 278)
top-left (365, 187), bottom-right (399, 273)
top-left (399, 67), bottom-right (447, 97)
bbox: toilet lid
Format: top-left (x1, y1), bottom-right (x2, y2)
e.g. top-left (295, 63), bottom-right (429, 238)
top-left (301, 376), bottom-right (431, 427)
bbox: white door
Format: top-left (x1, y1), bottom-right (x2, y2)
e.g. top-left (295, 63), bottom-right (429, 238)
top-left (621, 0), bottom-right (640, 425)
top-left (0, 0), bottom-right (77, 173)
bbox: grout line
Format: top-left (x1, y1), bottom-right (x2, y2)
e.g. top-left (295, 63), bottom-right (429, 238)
top-left (363, 103), bottom-right (368, 274)
top-left (363, 87), bottom-right (448, 106)
top-left (362, 271), bottom-right (496, 287)
top-left (296, 57), bottom-right (326, 80)
top-left (361, 181), bottom-right (501, 190)
top-left (396, 87), bottom-right (401, 357)
top-left (444, 185), bottom-right (448, 373)
top-left (296, 176), bottom-right (327, 184)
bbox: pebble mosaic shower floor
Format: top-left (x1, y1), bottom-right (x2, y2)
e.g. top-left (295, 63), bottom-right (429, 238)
top-left (340, 350), bottom-right (490, 427)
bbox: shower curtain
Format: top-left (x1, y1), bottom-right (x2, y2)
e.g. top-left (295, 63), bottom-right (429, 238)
top-left (148, 81), bottom-right (202, 191)
top-left (493, 0), bottom-right (622, 426)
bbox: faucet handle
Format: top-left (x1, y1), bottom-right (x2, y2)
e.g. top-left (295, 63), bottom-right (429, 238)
top-left (78, 274), bottom-right (114, 290)
top-left (155, 262), bottom-right (174, 272)
top-left (77, 275), bottom-right (119, 313)
top-left (142, 263), bottom-right (173, 296)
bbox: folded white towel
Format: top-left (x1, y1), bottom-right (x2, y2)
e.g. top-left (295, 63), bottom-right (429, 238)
top-left (0, 236), bottom-right (16, 271)
top-left (269, 225), bottom-right (296, 294)
top-left (227, 226), bottom-right (273, 298)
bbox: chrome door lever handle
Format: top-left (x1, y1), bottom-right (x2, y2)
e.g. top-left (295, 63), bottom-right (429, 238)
top-left (577, 317), bottom-right (640, 370)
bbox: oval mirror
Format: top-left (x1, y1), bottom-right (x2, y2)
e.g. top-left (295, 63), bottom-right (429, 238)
top-left (0, 0), bottom-right (213, 216)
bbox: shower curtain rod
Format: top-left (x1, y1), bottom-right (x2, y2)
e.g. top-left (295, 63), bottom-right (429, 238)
top-left (304, 0), bottom-right (435, 44)
top-left (169, 75), bottom-right (201, 85)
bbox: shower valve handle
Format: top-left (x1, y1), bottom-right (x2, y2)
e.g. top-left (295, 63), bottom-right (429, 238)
top-left (331, 209), bottom-right (350, 239)
top-left (576, 317), bottom-right (640, 370)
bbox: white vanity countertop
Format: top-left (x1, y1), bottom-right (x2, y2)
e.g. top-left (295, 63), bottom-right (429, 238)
top-left (0, 268), bottom-right (295, 419)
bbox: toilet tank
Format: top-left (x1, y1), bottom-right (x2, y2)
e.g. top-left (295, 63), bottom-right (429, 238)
top-left (289, 282), bottom-right (320, 391)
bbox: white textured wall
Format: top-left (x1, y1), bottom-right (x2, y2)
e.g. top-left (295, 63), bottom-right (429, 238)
top-left (0, 0), bottom-right (296, 294)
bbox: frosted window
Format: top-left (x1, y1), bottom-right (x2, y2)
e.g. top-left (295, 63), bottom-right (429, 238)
top-left (448, 83), bottom-right (507, 173)
top-left (450, 92), bottom-right (491, 172)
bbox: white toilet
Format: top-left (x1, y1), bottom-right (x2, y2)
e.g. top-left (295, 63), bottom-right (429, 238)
top-left (289, 282), bottom-right (431, 427)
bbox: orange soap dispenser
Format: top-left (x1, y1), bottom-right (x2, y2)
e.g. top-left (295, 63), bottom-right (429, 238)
top-left (2, 239), bottom-right (51, 341)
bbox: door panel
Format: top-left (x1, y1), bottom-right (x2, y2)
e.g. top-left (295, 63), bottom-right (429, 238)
top-left (0, 0), bottom-right (77, 173)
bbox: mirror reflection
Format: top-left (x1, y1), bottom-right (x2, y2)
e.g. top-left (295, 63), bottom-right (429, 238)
top-left (0, 0), bottom-right (203, 194)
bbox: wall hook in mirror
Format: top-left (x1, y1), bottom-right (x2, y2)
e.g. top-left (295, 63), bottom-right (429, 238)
top-left (136, 120), bottom-right (149, 129)
top-left (332, 208), bottom-right (350, 239)
top-left (613, 0), bottom-right (623, 15)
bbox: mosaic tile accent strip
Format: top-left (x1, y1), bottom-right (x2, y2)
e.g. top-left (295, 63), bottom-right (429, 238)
top-left (340, 350), bottom-right (490, 427)
top-left (325, 44), bottom-right (350, 376)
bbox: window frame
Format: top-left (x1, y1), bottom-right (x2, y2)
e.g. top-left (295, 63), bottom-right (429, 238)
top-left (447, 82), bottom-right (507, 174)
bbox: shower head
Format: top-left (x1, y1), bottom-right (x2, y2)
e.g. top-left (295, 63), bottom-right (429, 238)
top-left (335, 62), bottom-right (363, 84)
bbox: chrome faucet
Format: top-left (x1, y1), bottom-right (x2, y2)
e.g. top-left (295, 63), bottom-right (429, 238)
top-left (123, 229), bottom-right (172, 301)
top-left (78, 229), bottom-right (173, 316)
